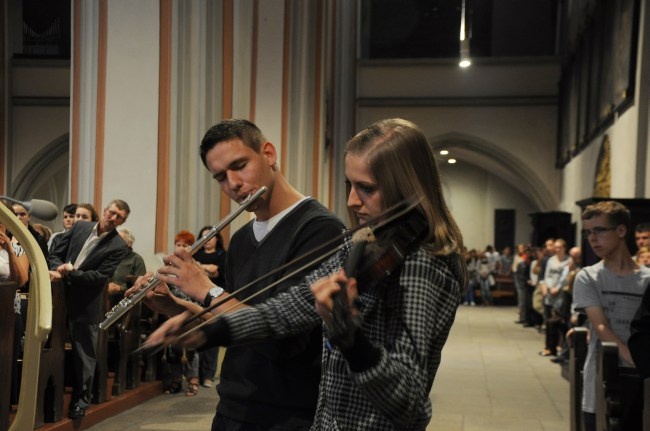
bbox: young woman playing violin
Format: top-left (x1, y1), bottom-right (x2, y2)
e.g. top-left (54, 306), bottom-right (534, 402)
top-left (149, 118), bottom-right (468, 430)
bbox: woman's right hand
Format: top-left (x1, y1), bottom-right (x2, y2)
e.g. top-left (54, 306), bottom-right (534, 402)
top-left (144, 310), bottom-right (207, 350)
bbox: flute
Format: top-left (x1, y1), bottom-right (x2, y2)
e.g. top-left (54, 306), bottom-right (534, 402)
top-left (99, 186), bottom-right (267, 330)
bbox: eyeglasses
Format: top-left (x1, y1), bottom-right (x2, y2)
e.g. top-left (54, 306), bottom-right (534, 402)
top-left (581, 226), bottom-right (618, 237)
top-left (106, 208), bottom-right (126, 222)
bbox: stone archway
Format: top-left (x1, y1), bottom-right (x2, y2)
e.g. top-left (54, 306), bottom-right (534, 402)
top-left (12, 134), bottom-right (69, 229)
top-left (431, 132), bottom-right (557, 211)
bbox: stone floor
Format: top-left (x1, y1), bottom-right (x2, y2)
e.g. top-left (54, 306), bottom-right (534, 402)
top-left (86, 305), bottom-right (569, 431)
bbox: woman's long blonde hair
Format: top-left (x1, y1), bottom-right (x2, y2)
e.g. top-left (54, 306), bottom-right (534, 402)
top-left (345, 118), bottom-right (465, 259)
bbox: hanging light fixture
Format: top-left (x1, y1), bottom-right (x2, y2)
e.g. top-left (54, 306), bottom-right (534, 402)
top-left (459, 0), bottom-right (471, 68)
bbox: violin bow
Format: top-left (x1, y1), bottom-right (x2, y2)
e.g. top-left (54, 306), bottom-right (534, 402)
top-left (135, 195), bottom-right (424, 355)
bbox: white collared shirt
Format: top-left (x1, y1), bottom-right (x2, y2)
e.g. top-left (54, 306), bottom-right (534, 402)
top-left (74, 224), bottom-right (110, 269)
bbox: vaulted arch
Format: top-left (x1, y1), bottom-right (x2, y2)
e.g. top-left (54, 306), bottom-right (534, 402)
top-left (430, 132), bottom-right (557, 211)
top-left (12, 134), bottom-right (69, 227)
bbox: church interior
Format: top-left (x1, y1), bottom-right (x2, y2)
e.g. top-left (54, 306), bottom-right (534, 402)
top-left (1, 0), bottom-right (649, 429)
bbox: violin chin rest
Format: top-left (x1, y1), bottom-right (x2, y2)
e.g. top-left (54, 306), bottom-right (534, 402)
top-left (351, 227), bottom-right (375, 244)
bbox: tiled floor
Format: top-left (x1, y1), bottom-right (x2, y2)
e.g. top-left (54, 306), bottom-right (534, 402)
top-left (87, 305), bottom-right (569, 430)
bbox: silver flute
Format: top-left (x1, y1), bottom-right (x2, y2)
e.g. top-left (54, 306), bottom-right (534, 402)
top-left (99, 186), bottom-right (267, 330)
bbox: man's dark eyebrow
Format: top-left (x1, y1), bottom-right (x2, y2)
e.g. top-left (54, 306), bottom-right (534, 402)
top-left (212, 157), bottom-right (247, 180)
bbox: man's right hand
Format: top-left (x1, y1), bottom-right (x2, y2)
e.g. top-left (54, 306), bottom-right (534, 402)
top-left (156, 248), bottom-right (214, 303)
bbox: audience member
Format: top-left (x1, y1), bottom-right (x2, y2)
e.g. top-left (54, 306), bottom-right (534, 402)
top-left (49, 203), bottom-right (77, 251)
top-left (108, 228), bottom-right (147, 296)
top-left (194, 227), bottom-right (227, 388)
top-left (539, 239), bottom-right (572, 356)
top-left (496, 246), bottom-right (514, 276)
top-left (477, 252), bottom-right (494, 305)
top-left (513, 248), bottom-right (530, 324)
top-left (0, 200), bottom-right (30, 404)
top-left (48, 199), bottom-right (130, 419)
top-left (484, 245), bottom-right (499, 274)
top-left (635, 246), bottom-right (650, 266)
top-left (12, 202), bottom-right (49, 258)
top-left (161, 230), bottom-right (201, 397)
top-left (573, 201), bottom-right (650, 431)
top-left (32, 223), bottom-right (53, 243)
top-left (464, 248), bottom-right (478, 305)
top-left (528, 247), bottom-right (546, 328)
top-left (75, 203), bottom-right (99, 222)
top-left (633, 222), bottom-right (650, 259)
top-left (549, 246), bottom-right (581, 365)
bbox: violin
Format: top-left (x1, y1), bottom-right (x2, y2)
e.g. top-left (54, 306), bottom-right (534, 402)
top-left (326, 202), bottom-right (429, 349)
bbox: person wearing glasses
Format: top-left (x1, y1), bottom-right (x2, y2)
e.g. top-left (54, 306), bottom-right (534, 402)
top-left (48, 199), bottom-right (130, 419)
top-left (573, 200), bottom-right (650, 431)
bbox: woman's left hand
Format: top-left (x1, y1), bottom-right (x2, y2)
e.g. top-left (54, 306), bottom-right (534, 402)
top-left (311, 269), bottom-right (361, 348)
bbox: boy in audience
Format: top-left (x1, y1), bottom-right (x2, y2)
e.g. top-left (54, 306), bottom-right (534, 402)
top-left (573, 201), bottom-right (650, 431)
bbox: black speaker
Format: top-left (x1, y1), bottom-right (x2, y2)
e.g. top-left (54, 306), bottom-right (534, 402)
top-left (494, 209), bottom-right (515, 251)
top-left (529, 211), bottom-right (573, 248)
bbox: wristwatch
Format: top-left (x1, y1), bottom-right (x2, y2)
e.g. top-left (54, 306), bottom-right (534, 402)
top-left (203, 285), bottom-right (224, 308)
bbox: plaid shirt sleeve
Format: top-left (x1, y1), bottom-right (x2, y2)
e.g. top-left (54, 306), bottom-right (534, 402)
top-left (344, 249), bottom-right (462, 429)
top-left (223, 243), bottom-right (349, 342)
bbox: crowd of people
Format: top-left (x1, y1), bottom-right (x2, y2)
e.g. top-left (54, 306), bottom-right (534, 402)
top-left (3, 118), bottom-right (650, 430)
top-left (461, 210), bottom-right (650, 430)
top-left (1, 197), bottom-right (228, 418)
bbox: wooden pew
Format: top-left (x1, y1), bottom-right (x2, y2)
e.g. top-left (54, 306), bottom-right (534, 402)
top-left (570, 326), bottom-right (588, 431)
top-left (108, 276), bottom-right (145, 395)
top-left (93, 284), bottom-right (113, 404)
top-left (645, 378), bottom-right (650, 431)
top-left (493, 274), bottom-right (516, 302)
top-left (596, 342), bottom-right (644, 430)
top-left (0, 280), bottom-right (19, 431)
top-left (33, 280), bottom-right (66, 427)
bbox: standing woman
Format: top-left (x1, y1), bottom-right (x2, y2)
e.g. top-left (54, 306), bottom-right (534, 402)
top-left (193, 227), bottom-right (227, 388)
top-left (150, 118), bottom-right (467, 430)
top-left (0, 200), bottom-right (30, 404)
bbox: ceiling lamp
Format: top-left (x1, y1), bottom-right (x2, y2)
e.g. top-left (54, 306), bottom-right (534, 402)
top-left (459, 0), bottom-right (471, 68)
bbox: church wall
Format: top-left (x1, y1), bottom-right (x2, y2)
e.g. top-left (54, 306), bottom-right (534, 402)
top-left (101, 0), bottom-right (161, 265)
top-left (439, 160), bottom-right (537, 250)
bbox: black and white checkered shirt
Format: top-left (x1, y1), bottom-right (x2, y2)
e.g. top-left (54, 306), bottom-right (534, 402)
top-left (222, 237), bottom-right (463, 430)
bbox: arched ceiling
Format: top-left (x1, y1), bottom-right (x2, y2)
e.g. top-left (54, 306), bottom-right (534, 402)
top-left (431, 133), bottom-right (557, 211)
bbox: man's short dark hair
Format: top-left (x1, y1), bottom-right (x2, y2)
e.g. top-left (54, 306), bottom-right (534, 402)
top-left (582, 200), bottom-right (631, 230)
top-left (199, 119), bottom-right (267, 168)
top-left (635, 223), bottom-right (650, 233)
top-left (63, 203), bottom-right (78, 215)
